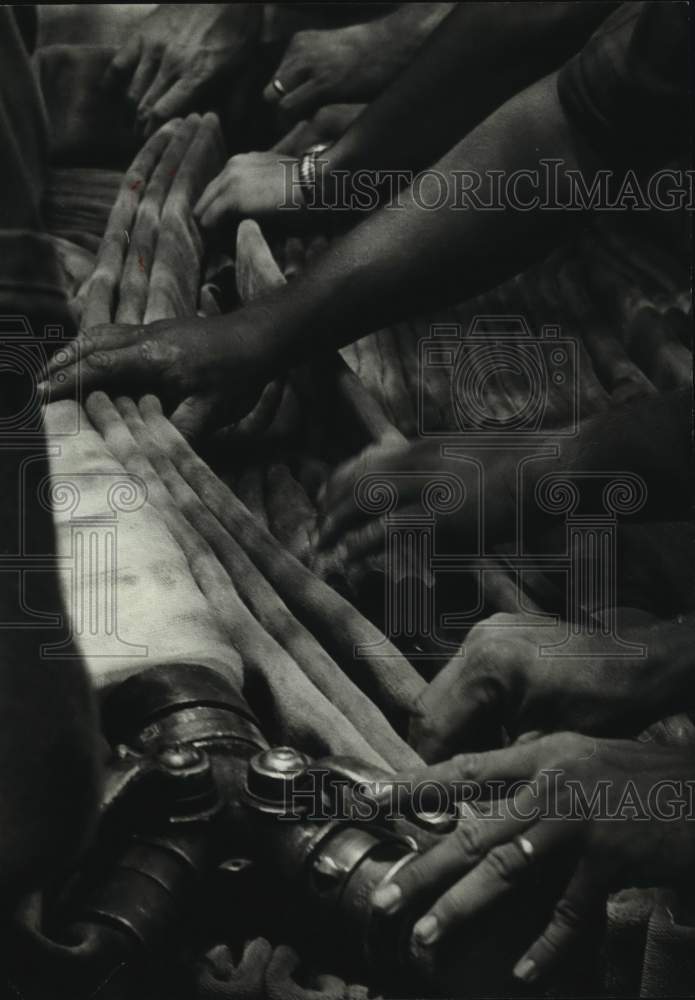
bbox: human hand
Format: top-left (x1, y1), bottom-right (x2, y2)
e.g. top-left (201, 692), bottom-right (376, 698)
top-left (40, 312), bottom-right (272, 433)
top-left (106, 4), bottom-right (261, 135)
top-left (194, 152), bottom-right (302, 232)
top-left (314, 439), bottom-right (516, 581)
top-left (371, 734), bottom-right (695, 985)
top-left (262, 22), bottom-right (400, 123)
top-left (410, 612), bottom-right (665, 761)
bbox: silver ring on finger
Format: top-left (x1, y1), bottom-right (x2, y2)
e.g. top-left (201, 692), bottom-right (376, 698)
top-left (515, 835), bottom-right (535, 861)
top-left (272, 78), bottom-right (287, 96)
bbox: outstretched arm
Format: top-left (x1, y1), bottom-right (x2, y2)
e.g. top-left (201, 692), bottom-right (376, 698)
top-left (256, 70), bottom-right (598, 367)
top-left (46, 6), bottom-right (688, 421)
top-left (315, 388), bottom-right (693, 574)
top-left (262, 3), bottom-right (455, 123)
top-left (195, 1), bottom-right (615, 230)
top-left (320, 1), bottom-right (616, 179)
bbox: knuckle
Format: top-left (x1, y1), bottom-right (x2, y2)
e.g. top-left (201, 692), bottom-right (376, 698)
top-left (138, 339), bottom-right (160, 366)
top-left (483, 843), bottom-right (521, 884)
top-left (467, 632), bottom-right (512, 672)
top-left (393, 859), bottom-right (430, 898)
top-left (85, 350), bottom-right (112, 372)
top-left (79, 330), bottom-right (97, 355)
top-left (408, 709), bottom-right (438, 752)
top-left (450, 752), bottom-right (483, 783)
top-left (553, 896), bottom-right (584, 933)
top-left (534, 926), bottom-right (563, 960)
top-left (465, 625), bottom-right (500, 662)
top-left (465, 668), bottom-right (503, 714)
top-left (540, 732), bottom-right (590, 771)
top-left (433, 887), bottom-right (465, 927)
top-left (466, 614), bottom-right (517, 649)
top-left (453, 819), bottom-right (483, 861)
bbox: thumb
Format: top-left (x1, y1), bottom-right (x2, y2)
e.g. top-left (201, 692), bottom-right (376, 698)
top-left (409, 654), bottom-right (504, 761)
top-left (170, 393), bottom-right (216, 441)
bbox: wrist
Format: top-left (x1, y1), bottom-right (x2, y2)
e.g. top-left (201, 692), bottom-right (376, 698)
top-left (232, 286), bottom-right (315, 380)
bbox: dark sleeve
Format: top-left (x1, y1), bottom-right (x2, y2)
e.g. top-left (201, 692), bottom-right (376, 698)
top-left (557, 1), bottom-right (690, 166)
top-left (0, 7), bottom-right (100, 906)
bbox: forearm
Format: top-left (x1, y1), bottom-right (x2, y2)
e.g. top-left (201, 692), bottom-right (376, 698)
top-left (564, 388), bottom-right (692, 517)
top-left (524, 389), bottom-right (694, 522)
top-left (323, 1), bottom-right (616, 180)
top-left (256, 72), bottom-right (592, 369)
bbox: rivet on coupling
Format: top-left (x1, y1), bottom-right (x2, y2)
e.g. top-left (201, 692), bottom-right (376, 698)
top-left (158, 745), bottom-right (203, 770)
top-left (245, 746), bottom-right (311, 810)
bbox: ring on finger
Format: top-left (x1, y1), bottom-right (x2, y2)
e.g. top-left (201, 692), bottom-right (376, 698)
top-left (272, 78), bottom-right (287, 96)
top-left (515, 835), bottom-right (535, 861)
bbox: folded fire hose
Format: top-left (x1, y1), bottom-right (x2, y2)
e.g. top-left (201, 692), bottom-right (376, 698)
top-left (10, 114), bottom-right (582, 999)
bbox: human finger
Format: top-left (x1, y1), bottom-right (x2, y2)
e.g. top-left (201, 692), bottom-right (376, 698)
top-left (262, 53), bottom-right (312, 106)
top-left (409, 818), bottom-right (565, 951)
top-left (145, 78), bottom-right (199, 135)
top-left (104, 35), bottom-right (141, 89)
top-left (127, 48), bottom-right (162, 106)
top-left (513, 859), bottom-right (604, 984)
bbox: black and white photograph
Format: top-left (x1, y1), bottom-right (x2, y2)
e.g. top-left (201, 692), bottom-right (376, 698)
top-left (1, 2), bottom-right (693, 997)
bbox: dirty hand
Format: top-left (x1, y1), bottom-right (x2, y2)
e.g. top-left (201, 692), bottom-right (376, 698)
top-left (41, 313), bottom-right (272, 433)
top-left (263, 22), bottom-right (402, 123)
top-left (410, 612), bottom-right (668, 761)
top-left (195, 152), bottom-right (303, 231)
top-left (371, 734), bottom-right (695, 985)
top-left (315, 439), bottom-right (516, 581)
top-left (106, 4), bottom-right (260, 135)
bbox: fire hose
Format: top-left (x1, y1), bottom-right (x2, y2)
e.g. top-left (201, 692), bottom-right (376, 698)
top-left (6, 663), bottom-right (573, 1000)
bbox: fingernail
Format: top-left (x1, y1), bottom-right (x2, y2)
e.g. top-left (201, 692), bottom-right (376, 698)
top-left (412, 914), bottom-right (440, 946)
top-left (372, 883), bottom-right (402, 914)
top-left (513, 957), bottom-right (538, 983)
